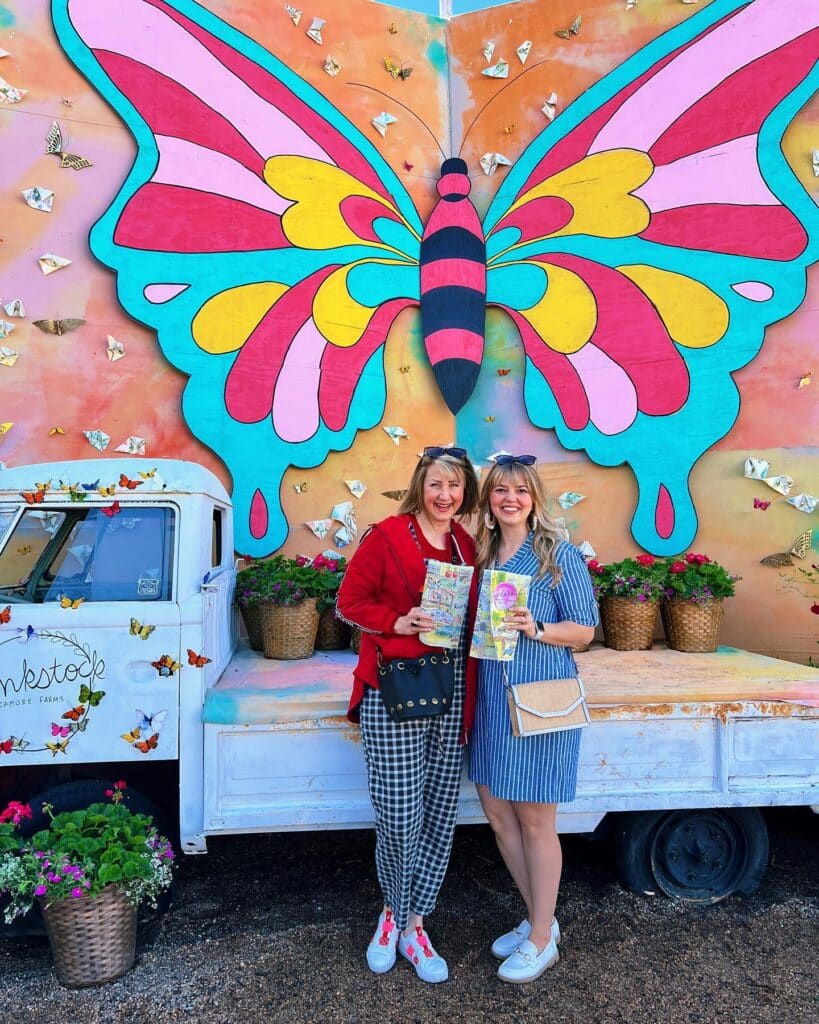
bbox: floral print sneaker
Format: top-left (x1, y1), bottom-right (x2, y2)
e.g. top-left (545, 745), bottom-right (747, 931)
top-left (398, 926), bottom-right (449, 983)
top-left (366, 909), bottom-right (398, 974)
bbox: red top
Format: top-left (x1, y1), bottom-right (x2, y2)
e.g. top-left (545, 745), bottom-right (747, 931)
top-left (336, 513), bottom-right (478, 742)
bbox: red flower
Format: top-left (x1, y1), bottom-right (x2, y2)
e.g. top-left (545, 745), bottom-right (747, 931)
top-left (104, 789), bottom-right (113, 798)
top-left (811, 603), bottom-right (819, 615)
top-left (636, 554), bottom-right (655, 567)
top-left (685, 553), bottom-right (711, 565)
top-left (587, 559), bottom-right (605, 575)
top-left (114, 780), bottom-right (127, 790)
top-left (670, 561), bottom-right (687, 574)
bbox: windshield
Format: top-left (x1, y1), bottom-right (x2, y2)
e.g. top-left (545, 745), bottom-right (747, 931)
top-left (0, 506), bottom-right (175, 603)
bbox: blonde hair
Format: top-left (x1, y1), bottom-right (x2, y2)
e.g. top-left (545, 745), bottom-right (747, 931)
top-left (476, 462), bottom-right (564, 582)
top-left (397, 454), bottom-right (479, 520)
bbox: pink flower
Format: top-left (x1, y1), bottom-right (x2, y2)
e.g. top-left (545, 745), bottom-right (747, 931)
top-left (70, 887), bottom-right (83, 899)
top-left (670, 561), bottom-right (687, 574)
top-left (636, 554), bottom-right (655, 567)
top-left (114, 780), bottom-right (127, 790)
top-left (34, 884), bottom-right (47, 897)
top-left (104, 789), bottom-right (113, 798)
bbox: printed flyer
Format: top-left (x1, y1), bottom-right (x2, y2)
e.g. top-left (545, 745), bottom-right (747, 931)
top-left (469, 569), bottom-right (532, 661)
top-left (418, 560), bottom-right (474, 648)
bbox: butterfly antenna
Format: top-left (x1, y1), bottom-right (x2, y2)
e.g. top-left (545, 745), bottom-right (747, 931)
top-left (347, 82), bottom-right (447, 161)
top-left (458, 60), bottom-right (550, 156)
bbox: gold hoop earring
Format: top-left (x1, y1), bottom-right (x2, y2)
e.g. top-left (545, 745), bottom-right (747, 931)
top-left (484, 511), bottom-right (496, 530)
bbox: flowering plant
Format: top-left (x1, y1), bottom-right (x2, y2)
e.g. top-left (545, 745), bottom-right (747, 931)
top-left (0, 783), bottom-right (174, 923)
top-left (236, 553), bottom-right (346, 610)
top-left (587, 554), bottom-right (666, 602)
top-left (662, 553), bottom-right (739, 604)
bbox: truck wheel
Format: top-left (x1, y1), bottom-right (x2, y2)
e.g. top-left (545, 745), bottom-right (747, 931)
top-left (650, 808), bottom-right (769, 904)
top-left (613, 811), bottom-right (665, 896)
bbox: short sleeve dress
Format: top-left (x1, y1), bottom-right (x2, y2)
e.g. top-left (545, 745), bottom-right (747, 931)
top-left (469, 538), bottom-right (599, 804)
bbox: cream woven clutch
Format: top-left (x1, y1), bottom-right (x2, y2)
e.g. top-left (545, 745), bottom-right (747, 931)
top-left (505, 675), bottom-right (591, 737)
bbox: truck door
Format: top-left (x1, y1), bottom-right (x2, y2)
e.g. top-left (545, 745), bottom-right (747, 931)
top-left (0, 503), bottom-right (181, 766)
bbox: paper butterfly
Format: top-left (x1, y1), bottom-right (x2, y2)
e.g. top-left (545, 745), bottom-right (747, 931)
top-left (46, 739), bottom-right (69, 756)
top-left (753, 498), bottom-right (771, 510)
top-left (21, 489), bottom-right (45, 505)
top-left (187, 648), bottom-right (212, 667)
top-left (78, 684), bottom-right (105, 706)
top-left (102, 500), bottom-right (122, 516)
top-left (98, 484), bottom-right (117, 496)
top-left (118, 473), bottom-right (143, 490)
top-left (54, 0), bottom-right (819, 556)
top-left (59, 594), bottom-right (84, 609)
top-left (45, 119), bottom-right (93, 169)
top-left (32, 318), bottom-right (86, 336)
top-left (123, 708), bottom-right (167, 751)
top-left (760, 528), bottom-right (814, 567)
top-left (151, 654), bottom-right (181, 676)
top-left (134, 733), bottom-right (159, 754)
top-left (130, 616), bottom-right (156, 639)
top-left (0, 606), bottom-right (10, 624)
top-left (51, 722), bottom-right (72, 737)
top-left (61, 704), bottom-right (85, 720)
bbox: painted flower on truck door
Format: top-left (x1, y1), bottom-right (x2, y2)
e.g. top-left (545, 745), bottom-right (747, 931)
top-left (53, 0), bottom-right (819, 555)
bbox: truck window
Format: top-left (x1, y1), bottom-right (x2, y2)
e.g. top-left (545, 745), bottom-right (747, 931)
top-left (0, 507), bottom-right (175, 603)
top-left (211, 507), bottom-right (224, 568)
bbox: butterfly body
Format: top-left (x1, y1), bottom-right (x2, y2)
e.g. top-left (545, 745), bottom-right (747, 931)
top-left (419, 158), bottom-right (487, 413)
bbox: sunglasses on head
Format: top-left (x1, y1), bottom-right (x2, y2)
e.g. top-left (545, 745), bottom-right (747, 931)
top-left (423, 446), bottom-right (467, 460)
top-left (494, 454), bottom-right (537, 467)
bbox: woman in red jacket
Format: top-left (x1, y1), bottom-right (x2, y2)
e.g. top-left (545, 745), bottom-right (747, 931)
top-left (337, 446), bottom-right (478, 984)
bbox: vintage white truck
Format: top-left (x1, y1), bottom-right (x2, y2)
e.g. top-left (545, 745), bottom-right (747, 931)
top-left (1, 458), bottom-right (817, 905)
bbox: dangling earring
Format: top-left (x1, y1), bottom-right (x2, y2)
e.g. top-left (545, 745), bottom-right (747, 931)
top-left (484, 511), bottom-right (496, 530)
top-left (527, 512), bottom-right (537, 531)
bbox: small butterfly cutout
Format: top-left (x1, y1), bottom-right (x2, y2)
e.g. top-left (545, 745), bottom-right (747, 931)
top-left (387, 22), bottom-right (397, 34)
top-left (555, 15), bottom-right (582, 39)
top-left (51, 723), bottom-right (72, 737)
top-left (753, 498), bottom-right (771, 510)
top-left (119, 473), bottom-right (143, 490)
top-left (45, 120), bottom-right (93, 169)
top-left (503, 123), bottom-right (515, 134)
top-left (81, 479), bottom-right (100, 491)
top-left (484, 415), bottom-right (496, 422)
top-left (59, 594), bottom-right (84, 610)
top-left (21, 489), bottom-right (45, 504)
top-left (48, 426), bottom-right (66, 436)
top-left (497, 368), bottom-right (511, 376)
top-left (134, 733), bottom-right (159, 754)
top-left (102, 501), bottom-right (121, 517)
top-left (151, 654), bottom-right (181, 676)
top-left (187, 648), bottom-right (212, 668)
top-left (398, 364), bottom-right (410, 373)
top-left (0, 606), bottom-right (11, 624)
top-left (32, 318), bottom-right (86, 335)
top-left (79, 684), bottom-right (105, 706)
top-left (293, 482), bottom-right (308, 493)
top-left (16, 545), bottom-right (32, 555)
top-left (46, 739), bottom-right (69, 756)
top-left (130, 617), bottom-right (156, 640)
top-left (402, 160), bottom-right (414, 172)
top-left (0, 739), bottom-right (13, 754)
top-left (98, 484), bottom-right (117, 496)
top-left (61, 705), bottom-right (85, 721)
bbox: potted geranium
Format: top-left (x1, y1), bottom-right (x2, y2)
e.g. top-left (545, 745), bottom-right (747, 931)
top-left (258, 556), bottom-right (321, 659)
top-left (660, 553), bottom-right (739, 652)
top-left (0, 783), bottom-right (174, 988)
top-left (235, 556), bottom-right (277, 651)
top-left (588, 555), bottom-right (666, 650)
top-left (311, 554), bottom-right (351, 651)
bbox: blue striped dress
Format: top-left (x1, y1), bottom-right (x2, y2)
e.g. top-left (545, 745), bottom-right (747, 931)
top-left (469, 538), bottom-right (599, 803)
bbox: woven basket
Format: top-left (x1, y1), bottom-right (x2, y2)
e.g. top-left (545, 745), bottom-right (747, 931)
top-left (40, 885), bottom-right (136, 988)
top-left (351, 626), bottom-right (362, 655)
top-left (599, 596), bottom-right (659, 651)
top-left (314, 608), bottom-right (352, 651)
top-left (259, 598), bottom-right (319, 659)
top-left (663, 597), bottom-right (724, 653)
top-left (239, 602), bottom-right (264, 651)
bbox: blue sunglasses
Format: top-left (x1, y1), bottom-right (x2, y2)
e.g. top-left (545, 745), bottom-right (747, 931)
top-left (494, 454), bottom-right (536, 467)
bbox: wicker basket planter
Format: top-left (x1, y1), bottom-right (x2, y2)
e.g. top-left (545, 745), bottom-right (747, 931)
top-left (259, 598), bottom-right (319, 659)
top-left (40, 885), bottom-right (136, 988)
top-left (314, 608), bottom-right (352, 651)
top-left (663, 597), bottom-right (724, 653)
top-left (599, 596), bottom-right (659, 651)
top-left (239, 602), bottom-right (264, 651)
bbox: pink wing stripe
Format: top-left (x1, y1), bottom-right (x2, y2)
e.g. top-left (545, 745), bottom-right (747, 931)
top-left (115, 183), bottom-right (288, 253)
top-left (590, 0), bottom-right (816, 155)
top-left (319, 300), bottom-right (415, 431)
top-left (339, 196), bottom-right (403, 246)
top-left (641, 204), bottom-right (807, 260)
top-left (567, 344), bottom-right (638, 436)
top-left (144, 284), bottom-right (188, 303)
top-left (155, 135), bottom-right (289, 214)
top-left (272, 319), bottom-right (327, 443)
top-left (542, 254), bottom-right (689, 417)
top-left (225, 268), bottom-right (338, 424)
top-left (147, 0), bottom-right (395, 203)
top-left (96, 51), bottom-right (265, 175)
top-left (636, 136), bottom-right (778, 212)
top-left (500, 308), bottom-right (590, 431)
top-left (648, 31), bottom-right (819, 167)
top-left (494, 197), bottom-right (573, 244)
top-left (420, 260), bottom-right (487, 292)
top-left (69, 0), bottom-right (332, 166)
top-left (424, 328), bottom-right (484, 364)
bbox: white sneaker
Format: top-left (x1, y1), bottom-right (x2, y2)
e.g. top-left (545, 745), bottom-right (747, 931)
top-left (491, 918), bottom-right (561, 960)
top-left (398, 926), bottom-right (449, 983)
top-left (497, 937), bottom-right (559, 983)
top-left (366, 909), bottom-right (398, 974)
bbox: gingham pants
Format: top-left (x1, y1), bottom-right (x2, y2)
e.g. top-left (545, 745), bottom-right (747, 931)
top-left (359, 658), bottom-right (465, 931)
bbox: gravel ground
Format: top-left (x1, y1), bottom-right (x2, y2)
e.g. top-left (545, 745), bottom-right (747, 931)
top-left (1, 808), bottom-right (816, 1024)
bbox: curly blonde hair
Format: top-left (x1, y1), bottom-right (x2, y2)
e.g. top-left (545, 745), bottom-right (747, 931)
top-left (476, 461), bottom-right (565, 583)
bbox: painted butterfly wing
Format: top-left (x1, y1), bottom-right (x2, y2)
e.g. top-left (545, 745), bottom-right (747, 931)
top-left (55, 0), bottom-right (425, 555)
top-left (482, 0), bottom-right (818, 553)
top-left (790, 529), bottom-right (814, 559)
top-left (760, 552), bottom-right (793, 568)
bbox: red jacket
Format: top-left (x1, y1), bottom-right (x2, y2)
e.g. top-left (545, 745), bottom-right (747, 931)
top-left (336, 514), bottom-right (478, 742)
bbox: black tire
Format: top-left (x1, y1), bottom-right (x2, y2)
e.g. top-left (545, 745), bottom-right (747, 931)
top-left (2, 779), bottom-right (176, 941)
top-left (613, 811), bottom-right (665, 897)
top-left (650, 807), bottom-right (769, 904)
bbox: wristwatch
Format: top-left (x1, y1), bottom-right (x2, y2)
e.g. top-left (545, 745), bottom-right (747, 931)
top-left (532, 620), bottom-right (545, 641)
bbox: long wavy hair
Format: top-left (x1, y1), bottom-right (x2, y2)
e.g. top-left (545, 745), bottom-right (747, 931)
top-left (476, 462), bottom-right (564, 583)
top-left (397, 453), bottom-right (479, 520)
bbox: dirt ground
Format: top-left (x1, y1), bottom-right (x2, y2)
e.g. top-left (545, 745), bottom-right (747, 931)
top-left (1, 807), bottom-right (816, 1024)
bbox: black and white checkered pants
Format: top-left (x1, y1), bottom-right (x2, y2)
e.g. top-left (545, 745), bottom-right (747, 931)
top-left (359, 656), bottom-right (465, 931)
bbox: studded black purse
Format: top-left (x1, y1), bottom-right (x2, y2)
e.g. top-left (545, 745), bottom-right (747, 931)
top-left (376, 649), bottom-right (455, 724)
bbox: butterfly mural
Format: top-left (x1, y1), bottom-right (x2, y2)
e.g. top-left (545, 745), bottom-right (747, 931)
top-left (53, 0), bottom-right (818, 555)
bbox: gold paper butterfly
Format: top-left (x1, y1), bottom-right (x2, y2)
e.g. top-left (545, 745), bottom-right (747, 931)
top-left (59, 594), bottom-right (84, 609)
top-left (46, 739), bottom-right (69, 756)
top-left (48, 426), bottom-right (66, 436)
top-left (121, 727), bottom-right (142, 744)
top-left (760, 530), bottom-right (814, 567)
top-left (293, 482), bottom-right (308, 493)
top-left (130, 617), bottom-right (156, 640)
top-left (398, 364), bottom-right (411, 373)
top-left (32, 318), bottom-right (86, 336)
top-left (17, 545), bottom-right (32, 555)
top-left (98, 484), bottom-right (117, 496)
top-left (381, 489), bottom-right (408, 501)
top-left (45, 120), bottom-right (93, 170)
top-left (556, 15), bottom-right (582, 39)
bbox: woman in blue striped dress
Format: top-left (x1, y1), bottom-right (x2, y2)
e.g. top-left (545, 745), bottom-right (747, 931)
top-left (469, 455), bottom-right (598, 983)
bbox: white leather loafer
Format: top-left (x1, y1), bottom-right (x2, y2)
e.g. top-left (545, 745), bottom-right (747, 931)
top-left (398, 926), bottom-right (449, 983)
top-left (366, 909), bottom-right (398, 974)
top-left (497, 937), bottom-right (559, 984)
top-left (491, 918), bottom-right (561, 960)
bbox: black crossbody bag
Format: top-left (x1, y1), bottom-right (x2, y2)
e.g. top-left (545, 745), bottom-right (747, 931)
top-left (376, 521), bottom-right (463, 724)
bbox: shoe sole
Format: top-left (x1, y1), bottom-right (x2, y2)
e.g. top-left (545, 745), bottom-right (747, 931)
top-left (498, 949), bottom-right (559, 984)
top-left (491, 931), bottom-right (561, 961)
top-left (366, 956), bottom-right (396, 974)
top-left (399, 948), bottom-right (449, 983)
